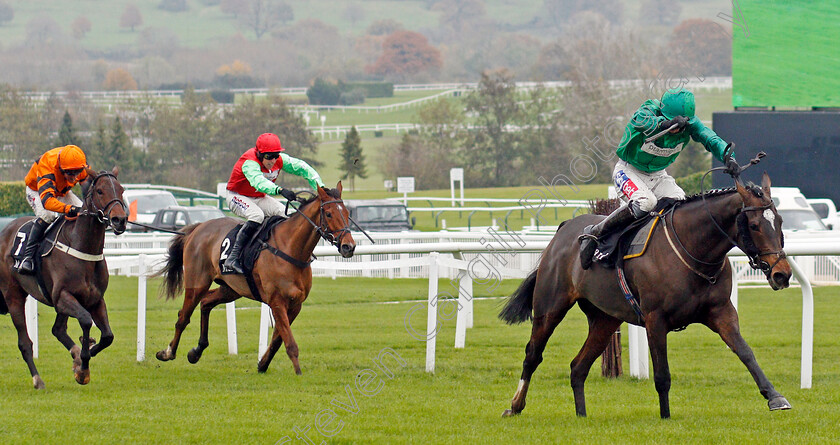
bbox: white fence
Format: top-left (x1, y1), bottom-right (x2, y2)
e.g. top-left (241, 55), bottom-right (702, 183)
top-left (23, 230), bottom-right (840, 388)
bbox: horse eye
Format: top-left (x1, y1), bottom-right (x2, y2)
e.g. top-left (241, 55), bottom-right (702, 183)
top-left (96, 189), bottom-right (103, 195)
top-left (749, 223), bottom-right (759, 231)
top-left (325, 212), bottom-right (332, 218)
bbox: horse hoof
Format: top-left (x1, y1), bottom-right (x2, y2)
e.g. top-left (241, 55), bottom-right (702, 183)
top-left (79, 336), bottom-right (97, 346)
top-left (33, 375), bottom-right (46, 390)
top-left (187, 349), bottom-right (201, 364)
top-left (768, 396), bottom-right (792, 411)
top-left (75, 369), bottom-right (90, 385)
top-left (501, 409), bottom-right (519, 418)
top-left (295, 369), bottom-right (302, 376)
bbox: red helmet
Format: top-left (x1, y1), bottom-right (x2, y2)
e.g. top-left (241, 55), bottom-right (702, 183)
top-left (256, 133), bottom-right (284, 154)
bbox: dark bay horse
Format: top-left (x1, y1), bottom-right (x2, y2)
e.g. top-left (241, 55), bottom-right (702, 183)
top-left (0, 168), bottom-right (127, 389)
top-left (499, 171), bottom-right (792, 418)
top-left (155, 183), bottom-right (355, 374)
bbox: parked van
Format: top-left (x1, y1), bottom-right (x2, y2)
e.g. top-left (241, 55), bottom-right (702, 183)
top-left (344, 200), bottom-right (415, 232)
top-left (806, 198), bottom-right (839, 230)
top-left (770, 187), bottom-right (828, 231)
top-left (123, 189), bottom-right (179, 230)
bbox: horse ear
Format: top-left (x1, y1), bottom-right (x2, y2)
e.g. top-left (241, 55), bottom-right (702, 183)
top-left (112, 166), bottom-right (120, 177)
top-left (734, 175), bottom-right (749, 201)
top-left (761, 172), bottom-right (771, 197)
top-left (336, 181), bottom-right (343, 195)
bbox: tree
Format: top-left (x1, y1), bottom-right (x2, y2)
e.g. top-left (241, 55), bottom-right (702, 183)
top-left (542, 0), bottom-right (622, 29)
top-left (672, 19), bottom-right (732, 77)
top-left (72, 16), bottom-right (92, 39)
top-left (57, 111), bottom-right (81, 147)
top-left (0, 1), bottom-right (14, 26)
top-left (306, 78), bottom-right (341, 105)
top-left (366, 19), bottom-right (403, 36)
top-left (103, 68), bottom-right (138, 90)
top-left (342, 3), bottom-right (365, 26)
top-left (221, 0), bottom-right (248, 17)
top-left (241, 0), bottom-right (293, 38)
top-left (339, 126), bottom-right (367, 191)
top-left (433, 0), bottom-right (485, 33)
top-left (640, 0), bottom-right (682, 26)
top-left (460, 69), bottom-right (523, 187)
top-left (158, 0), bottom-right (188, 12)
top-left (87, 120), bottom-right (109, 171)
top-left (368, 31), bottom-right (442, 81)
top-left (120, 4), bottom-right (143, 32)
top-left (108, 116), bottom-right (136, 172)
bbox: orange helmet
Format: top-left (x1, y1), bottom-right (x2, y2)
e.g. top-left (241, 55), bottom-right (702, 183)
top-left (256, 133), bottom-right (284, 154)
top-left (58, 145), bottom-right (87, 171)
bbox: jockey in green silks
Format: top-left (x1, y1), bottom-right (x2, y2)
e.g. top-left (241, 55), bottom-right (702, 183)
top-left (578, 88), bottom-right (739, 269)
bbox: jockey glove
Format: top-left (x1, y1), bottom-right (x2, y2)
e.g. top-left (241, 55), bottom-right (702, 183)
top-left (723, 156), bottom-right (740, 177)
top-left (279, 188), bottom-right (297, 202)
top-left (659, 115), bottom-right (688, 132)
top-left (66, 206), bottom-right (80, 217)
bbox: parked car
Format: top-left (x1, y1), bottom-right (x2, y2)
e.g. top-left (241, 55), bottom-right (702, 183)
top-left (123, 189), bottom-right (179, 231)
top-left (344, 200), bottom-right (415, 232)
top-left (806, 198), bottom-right (839, 230)
top-left (771, 187), bottom-right (828, 231)
top-left (147, 205), bottom-right (226, 232)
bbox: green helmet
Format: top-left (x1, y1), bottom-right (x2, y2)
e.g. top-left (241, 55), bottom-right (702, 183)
top-left (660, 89), bottom-right (695, 119)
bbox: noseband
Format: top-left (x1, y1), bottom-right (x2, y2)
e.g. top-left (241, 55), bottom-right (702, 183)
top-left (736, 203), bottom-right (787, 276)
top-left (292, 195), bottom-right (352, 248)
top-left (81, 172), bottom-right (127, 232)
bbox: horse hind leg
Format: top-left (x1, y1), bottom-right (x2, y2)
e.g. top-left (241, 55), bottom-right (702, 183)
top-left (187, 286), bottom-right (239, 364)
top-left (156, 286), bottom-right (206, 361)
top-left (5, 289), bottom-right (45, 389)
top-left (54, 289), bottom-right (94, 385)
top-left (704, 303), bottom-right (791, 411)
top-left (569, 301), bottom-right (622, 418)
top-left (88, 299), bottom-right (114, 357)
top-left (502, 304), bottom-right (570, 417)
top-left (51, 314), bottom-right (84, 378)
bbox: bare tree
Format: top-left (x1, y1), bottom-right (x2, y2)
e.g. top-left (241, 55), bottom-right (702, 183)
top-left (120, 4), bottom-right (143, 32)
top-left (241, 0), bottom-right (293, 38)
top-left (0, 1), bottom-right (14, 26)
top-left (72, 16), bottom-right (92, 40)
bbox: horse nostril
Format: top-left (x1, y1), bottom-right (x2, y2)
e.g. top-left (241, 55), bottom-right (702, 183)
top-left (772, 272), bottom-right (790, 288)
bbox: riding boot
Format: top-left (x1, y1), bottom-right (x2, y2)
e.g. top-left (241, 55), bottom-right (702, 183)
top-left (578, 203), bottom-right (641, 270)
top-left (224, 220), bottom-right (260, 275)
top-left (17, 219), bottom-right (49, 275)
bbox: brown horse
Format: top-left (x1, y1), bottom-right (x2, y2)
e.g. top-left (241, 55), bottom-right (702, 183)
top-left (0, 168), bottom-right (127, 389)
top-left (155, 182), bottom-right (355, 374)
top-left (499, 171), bottom-right (792, 418)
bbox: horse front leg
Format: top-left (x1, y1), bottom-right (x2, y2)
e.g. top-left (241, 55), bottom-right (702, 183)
top-left (569, 305), bottom-right (623, 418)
top-left (645, 314), bottom-right (671, 419)
top-left (88, 299), bottom-right (113, 358)
top-left (705, 303), bottom-right (791, 411)
top-left (54, 290), bottom-right (93, 385)
top-left (258, 300), bottom-right (301, 374)
top-left (51, 314), bottom-right (83, 377)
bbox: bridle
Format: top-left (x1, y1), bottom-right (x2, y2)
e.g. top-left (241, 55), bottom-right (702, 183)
top-left (663, 152), bottom-right (787, 284)
top-left (79, 171), bottom-right (128, 234)
top-left (287, 191), bottom-right (374, 248)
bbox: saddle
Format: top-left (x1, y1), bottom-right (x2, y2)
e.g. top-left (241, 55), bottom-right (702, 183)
top-left (217, 215), bottom-right (289, 302)
top-left (592, 199), bottom-right (679, 268)
top-left (10, 218), bottom-right (67, 304)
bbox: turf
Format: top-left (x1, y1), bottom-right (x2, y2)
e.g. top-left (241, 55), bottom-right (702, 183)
top-left (0, 276), bottom-right (838, 444)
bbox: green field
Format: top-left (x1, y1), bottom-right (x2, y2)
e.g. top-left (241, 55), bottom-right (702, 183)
top-left (1, 276), bottom-right (839, 443)
top-left (732, 0), bottom-right (840, 108)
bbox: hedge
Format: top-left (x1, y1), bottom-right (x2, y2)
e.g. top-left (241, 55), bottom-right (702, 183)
top-left (338, 81), bottom-right (394, 98)
top-left (675, 171), bottom-right (706, 196)
top-left (0, 182), bottom-right (32, 216)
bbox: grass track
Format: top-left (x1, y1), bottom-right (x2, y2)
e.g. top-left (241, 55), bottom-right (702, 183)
top-left (1, 276), bottom-right (839, 443)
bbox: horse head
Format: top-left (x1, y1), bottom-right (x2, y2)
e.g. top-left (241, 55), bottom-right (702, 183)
top-left (734, 172), bottom-right (791, 290)
top-left (316, 181), bottom-right (356, 258)
top-left (81, 166), bottom-right (128, 235)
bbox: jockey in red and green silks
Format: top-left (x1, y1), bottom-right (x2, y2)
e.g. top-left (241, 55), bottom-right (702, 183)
top-left (224, 133), bottom-right (324, 274)
top-left (578, 88), bottom-right (738, 269)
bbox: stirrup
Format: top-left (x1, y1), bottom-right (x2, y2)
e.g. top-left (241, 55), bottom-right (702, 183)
top-left (17, 258), bottom-right (36, 275)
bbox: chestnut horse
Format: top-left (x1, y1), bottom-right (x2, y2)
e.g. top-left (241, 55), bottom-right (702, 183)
top-left (155, 183), bottom-right (355, 374)
top-left (499, 169), bottom-right (792, 418)
top-left (0, 168), bottom-right (127, 389)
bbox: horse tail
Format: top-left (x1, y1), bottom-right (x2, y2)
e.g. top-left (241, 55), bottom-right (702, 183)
top-left (154, 224), bottom-right (199, 300)
top-left (499, 268), bottom-right (538, 325)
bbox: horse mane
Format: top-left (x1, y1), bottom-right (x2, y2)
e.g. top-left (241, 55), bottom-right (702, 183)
top-left (682, 182), bottom-right (764, 204)
top-left (298, 188), bottom-right (341, 206)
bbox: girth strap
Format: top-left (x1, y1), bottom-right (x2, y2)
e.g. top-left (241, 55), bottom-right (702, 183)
top-left (259, 241), bottom-right (313, 269)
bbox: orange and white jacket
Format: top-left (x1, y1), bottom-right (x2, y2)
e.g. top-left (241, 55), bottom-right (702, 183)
top-left (24, 147), bottom-right (89, 214)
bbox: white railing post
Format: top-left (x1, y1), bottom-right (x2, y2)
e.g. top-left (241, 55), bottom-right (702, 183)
top-left (788, 257), bottom-right (813, 389)
top-left (628, 325), bottom-right (649, 379)
top-left (258, 303), bottom-right (271, 359)
top-left (136, 254), bottom-right (147, 361)
top-left (426, 252), bottom-right (439, 373)
top-left (454, 269), bottom-right (472, 348)
top-left (25, 296), bottom-right (38, 359)
top-left (226, 302), bottom-right (237, 355)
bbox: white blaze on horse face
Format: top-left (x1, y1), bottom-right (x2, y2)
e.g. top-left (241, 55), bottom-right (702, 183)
top-left (763, 209), bottom-right (775, 228)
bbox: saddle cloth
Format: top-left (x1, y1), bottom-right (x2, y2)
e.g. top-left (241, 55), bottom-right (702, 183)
top-left (593, 199), bottom-right (678, 268)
